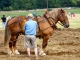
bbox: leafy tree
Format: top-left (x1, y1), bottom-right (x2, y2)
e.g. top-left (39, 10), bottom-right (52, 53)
top-left (60, 0), bottom-right (77, 7)
top-left (36, 0), bottom-right (46, 9)
top-left (0, 0), bottom-right (80, 10)
top-left (25, 2), bottom-right (33, 10)
top-left (3, 7), bottom-right (9, 11)
top-left (49, 0), bottom-right (61, 8)
top-left (76, 0), bottom-right (80, 7)
top-left (30, 0), bottom-right (37, 9)
top-left (8, 6), bottom-right (13, 11)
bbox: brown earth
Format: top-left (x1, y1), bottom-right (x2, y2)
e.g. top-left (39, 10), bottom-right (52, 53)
top-left (0, 28), bottom-right (80, 60)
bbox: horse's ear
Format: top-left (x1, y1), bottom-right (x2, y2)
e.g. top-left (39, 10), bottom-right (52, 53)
top-left (61, 9), bottom-right (65, 13)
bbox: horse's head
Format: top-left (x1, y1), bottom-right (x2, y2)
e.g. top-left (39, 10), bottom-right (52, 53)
top-left (58, 9), bottom-right (69, 28)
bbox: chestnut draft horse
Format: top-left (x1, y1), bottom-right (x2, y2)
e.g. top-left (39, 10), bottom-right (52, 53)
top-left (4, 9), bottom-right (69, 55)
top-left (4, 15), bottom-right (56, 55)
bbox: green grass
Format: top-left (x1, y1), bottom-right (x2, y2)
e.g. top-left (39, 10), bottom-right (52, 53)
top-left (0, 8), bottom-right (80, 17)
top-left (69, 19), bottom-right (80, 29)
top-left (57, 18), bottom-right (80, 29)
top-left (0, 8), bottom-right (80, 29)
top-left (0, 10), bottom-right (44, 18)
top-left (65, 8), bottom-right (80, 14)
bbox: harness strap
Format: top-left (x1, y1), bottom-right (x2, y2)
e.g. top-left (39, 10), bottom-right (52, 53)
top-left (35, 17), bottom-right (42, 39)
top-left (49, 17), bottom-right (64, 26)
top-left (9, 40), bottom-right (17, 42)
top-left (36, 17), bottom-right (56, 38)
top-left (36, 17), bottom-right (41, 32)
top-left (18, 17), bottom-right (23, 31)
top-left (44, 17), bottom-right (55, 29)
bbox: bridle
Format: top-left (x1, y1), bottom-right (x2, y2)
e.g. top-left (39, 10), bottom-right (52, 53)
top-left (58, 12), bottom-right (68, 26)
top-left (50, 12), bottom-right (67, 27)
top-left (49, 17), bottom-right (64, 26)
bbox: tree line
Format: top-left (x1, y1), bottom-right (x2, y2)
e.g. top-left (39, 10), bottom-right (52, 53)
top-left (0, 0), bottom-right (80, 11)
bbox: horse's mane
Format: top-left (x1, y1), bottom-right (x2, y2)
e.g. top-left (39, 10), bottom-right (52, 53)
top-left (49, 9), bottom-right (59, 18)
top-left (49, 8), bottom-right (67, 18)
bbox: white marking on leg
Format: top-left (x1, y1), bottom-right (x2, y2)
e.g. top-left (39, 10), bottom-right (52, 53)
top-left (14, 50), bottom-right (20, 55)
top-left (8, 49), bottom-right (14, 55)
top-left (39, 48), bottom-right (46, 56)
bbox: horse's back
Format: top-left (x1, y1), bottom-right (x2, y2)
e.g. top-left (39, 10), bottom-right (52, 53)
top-left (7, 16), bottom-right (25, 25)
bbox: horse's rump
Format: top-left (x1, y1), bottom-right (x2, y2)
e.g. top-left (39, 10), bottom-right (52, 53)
top-left (4, 16), bottom-right (27, 46)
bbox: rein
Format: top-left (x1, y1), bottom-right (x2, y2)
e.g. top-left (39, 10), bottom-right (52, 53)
top-left (45, 17), bottom-right (56, 28)
top-left (49, 17), bottom-right (64, 26)
top-left (57, 21), bottom-right (63, 26)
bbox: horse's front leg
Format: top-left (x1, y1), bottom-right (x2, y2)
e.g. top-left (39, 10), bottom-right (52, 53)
top-left (39, 34), bottom-right (50, 56)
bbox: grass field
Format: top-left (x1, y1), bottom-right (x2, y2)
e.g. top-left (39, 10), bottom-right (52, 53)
top-left (0, 10), bottom-right (44, 18)
top-left (0, 8), bottom-right (80, 17)
top-left (57, 14), bottom-right (80, 29)
top-left (0, 8), bottom-right (80, 29)
top-left (66, 8), bottom-right (80, 14)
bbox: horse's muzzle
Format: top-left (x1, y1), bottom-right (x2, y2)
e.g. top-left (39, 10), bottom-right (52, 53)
top-left (64, 23), bottom-right (69, 28)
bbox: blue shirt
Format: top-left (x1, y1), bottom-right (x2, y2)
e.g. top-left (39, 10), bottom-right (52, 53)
top-left (24, 19), bottom-right (37, 35)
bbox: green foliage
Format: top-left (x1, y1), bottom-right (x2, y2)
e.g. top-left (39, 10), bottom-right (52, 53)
top-left (3, 7), bottom-right (9, 11)
top-left (8, 6), bottom-right (13, 11)
top-left (0, 0), bottom-right (80, 10)
top-left (25, 2), bottom-right (33, 10)
top-left (36, 0), bottom-right (46, 9)
top-left (76, 0), bottom-right (80, 7)
top-left (0, 8), bottom-right (1, 11)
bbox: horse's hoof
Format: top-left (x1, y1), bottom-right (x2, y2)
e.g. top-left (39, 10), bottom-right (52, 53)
top-left (8, 50), bottom-right (13, 55)
top-left (39, 52), bottom-right (41, 55)
top-left (39, 49), bottom-right (46, 56)
top-left (14, 50), bottom-right (20, 55)
top-left (41, 53), bottom-right (46, 56)
top-left (11, 53), bottom-right (14, 55)
top-left (8, 52), bottom-right (14, 55)
top-left (15, 52), bottom-right (20, 55)
top-left (39, 52), bottom-right (46, 56)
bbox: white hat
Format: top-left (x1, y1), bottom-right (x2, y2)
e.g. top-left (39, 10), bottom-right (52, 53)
top-left (28, 13), bottom-right (33, 18)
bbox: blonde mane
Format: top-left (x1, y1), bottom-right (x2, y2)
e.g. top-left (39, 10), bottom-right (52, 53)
top-left (49, 8), bottom-right (67, 18)
top-left (49, 9), bottom-right (59, 18)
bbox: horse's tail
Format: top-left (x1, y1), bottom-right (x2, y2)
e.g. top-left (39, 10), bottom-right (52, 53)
top-left (4, 23), bottom-right (10, 46)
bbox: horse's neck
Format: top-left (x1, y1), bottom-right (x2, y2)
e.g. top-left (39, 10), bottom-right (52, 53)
top-left (37, 16), bottom-right (45, 22)
top-left (49, 9), bottom-right (59, 24)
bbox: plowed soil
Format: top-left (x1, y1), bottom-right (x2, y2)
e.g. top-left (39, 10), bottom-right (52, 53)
top-left (0, 28), bottom-right (80, 60)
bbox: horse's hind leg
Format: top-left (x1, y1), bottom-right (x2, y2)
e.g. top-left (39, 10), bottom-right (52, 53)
top-left (13, 38), bottom-right (20, 55)
top-left (8, 35), bottom-right (15, 55)
top-left (9, 35), bottom-right (20, 55)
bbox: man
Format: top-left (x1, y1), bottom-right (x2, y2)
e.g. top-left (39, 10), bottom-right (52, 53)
top-left (24, 13), bottom-right (38, 57)
top-left (1, 15), bottom-right (6, 28)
